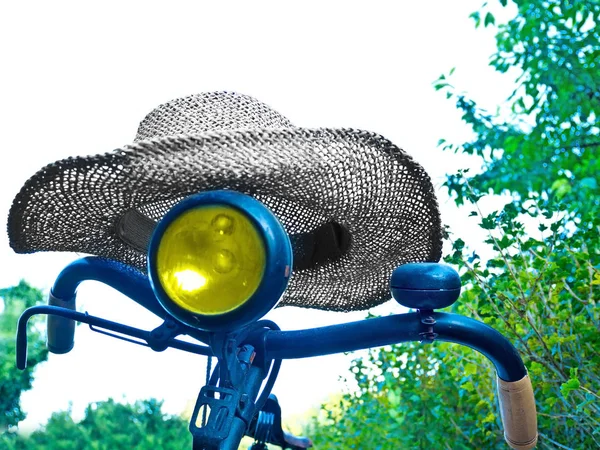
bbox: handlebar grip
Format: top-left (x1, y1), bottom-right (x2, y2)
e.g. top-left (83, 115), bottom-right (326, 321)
top-left (497, 374), bottom-right (538, 450)
top-left (47, 292), bottom-right (76, 354)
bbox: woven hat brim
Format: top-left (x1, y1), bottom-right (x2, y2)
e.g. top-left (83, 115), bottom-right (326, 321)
top-left (8, 127), bottom-right (443, 311)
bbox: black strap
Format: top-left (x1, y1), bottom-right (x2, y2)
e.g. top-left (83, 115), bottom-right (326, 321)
top-left (116, 210), bottom-right (351, 271)
top-left (289, 221), bottom-right (351, 271)
top-left (116, 209), bottom-right (158, 253)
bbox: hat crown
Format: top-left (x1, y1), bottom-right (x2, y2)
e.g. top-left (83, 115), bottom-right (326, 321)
top-left (134, 92), bottom-right (294, 141)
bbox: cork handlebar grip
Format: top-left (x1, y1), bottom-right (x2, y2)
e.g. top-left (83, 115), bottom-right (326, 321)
top-left (497, 374), bottom-right (538, 449)
top-left (47, 292), bottom-right (76, 354)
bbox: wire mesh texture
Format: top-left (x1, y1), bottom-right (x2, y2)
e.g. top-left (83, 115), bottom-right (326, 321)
top-left (8, 92), bottom-right (443, 311)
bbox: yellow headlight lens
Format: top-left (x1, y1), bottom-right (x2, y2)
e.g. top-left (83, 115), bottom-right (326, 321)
top-left (156, 205), bottom-right (266, 315)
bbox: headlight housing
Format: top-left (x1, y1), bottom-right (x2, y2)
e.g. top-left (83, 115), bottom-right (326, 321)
top-left (148, 191), bottom-right (292, 331)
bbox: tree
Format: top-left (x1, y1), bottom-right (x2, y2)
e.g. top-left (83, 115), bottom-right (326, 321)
top-left (0, 399), bottom-right (190, 450)
top-left (439, 0), bottom-right (599, 215)
top-left (309, 0), bottom-right (599, 448)
top-left (437, 1), bottom-right (599, 446)
top-left (0, 281), bottom-right (48, 433)
top-left (307, 343), bottom-right (499, 449)
top-left (0, 284), bottom-right (192, 449)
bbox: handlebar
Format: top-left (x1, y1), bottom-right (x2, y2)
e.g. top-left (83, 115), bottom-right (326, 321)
top-left (20, 257), bottom-right (537, 449)
top-left (262, 312), bottom-right (525, 381)
top-left (45, 257), bottom-right (208, 353)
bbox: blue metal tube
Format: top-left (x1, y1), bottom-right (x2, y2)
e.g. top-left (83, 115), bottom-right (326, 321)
top-left (51, 257), bottom-right (166, 319)
top-left (263, 312), bottom-right (527, 382)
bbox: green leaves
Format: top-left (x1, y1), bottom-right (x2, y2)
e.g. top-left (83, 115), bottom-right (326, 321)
top-left (560, 368), bottom-right (581, 398)
top-left (551, 178), bottom-right (572, 199)
top-left (4, 399), bottom-right (190, 449)
top-left (433, 73), bottom-right (453, 92)
top-left (0, 281), bottom-right (48, 432)
top-left (484, 12), bottom-right (496, 27)
top-left (0, 285), bottom-right (190, 449)
top-left (470, 11), bottom-right (481, 28)
top-left (308, 343), bottom-right (501, 449)
top-left (465, 362), bottom-right (479, 377)
top-left (579, 177), bottom-right (598, 190)
top-left (441, 195), bottom-right (600, 447)
top-left (438, 0), bottom-right (600, 214)
top-left (480, 213), bottom-right (498, 230)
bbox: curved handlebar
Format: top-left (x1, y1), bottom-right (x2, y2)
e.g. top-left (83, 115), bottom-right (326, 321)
top-left (51, 257), bottom-right (167, 317)
top-left (263, 312), bottom-right (525, 381)
top-left (36, 257), bottom-right (537, 449)
top-left (46, 257), bottom-right (184, 353)
top-left (262, 312), bottom-right (538, 448)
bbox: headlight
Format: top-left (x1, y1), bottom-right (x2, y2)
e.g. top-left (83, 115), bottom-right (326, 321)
top-left (148, 191), bottom-right (292, 331)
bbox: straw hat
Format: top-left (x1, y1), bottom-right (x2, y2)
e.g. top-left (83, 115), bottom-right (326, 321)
top-left (8, 92), bottom-right (442, 311)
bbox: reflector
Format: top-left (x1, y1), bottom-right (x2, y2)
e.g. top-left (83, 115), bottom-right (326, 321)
top-left (148, 191), bottom-right (292, 331)
top-left (156, 205), bottom-right (266, 315)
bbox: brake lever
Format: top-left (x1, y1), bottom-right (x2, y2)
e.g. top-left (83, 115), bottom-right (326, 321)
top-left (16, 305), bottom-right (213, 369)
top-left (88, 314), bottom-right (151, 348)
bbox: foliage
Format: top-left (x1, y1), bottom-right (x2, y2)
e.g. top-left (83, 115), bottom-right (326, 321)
top-left (0, 284), bottom-right (192, 449)
top-left (309, 0), bottom-right (599, 449)
top-left (0, 281), bottom-right (48, 433)
top-left (437, 0), bottom-right (599, 214)
top-left (307, 343), bottom-right (498, 449)
top-left (443, 196), bottom-right (600, 448)
top-left (0, 399), bottom-right (190, 450)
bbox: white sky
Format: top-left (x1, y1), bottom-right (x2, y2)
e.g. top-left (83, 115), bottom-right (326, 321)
top-left (0, 0), bottom-right (517, 433)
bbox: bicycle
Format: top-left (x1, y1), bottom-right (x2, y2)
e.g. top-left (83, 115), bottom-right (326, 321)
top-left (9, 92), bottom-right (538, 449)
